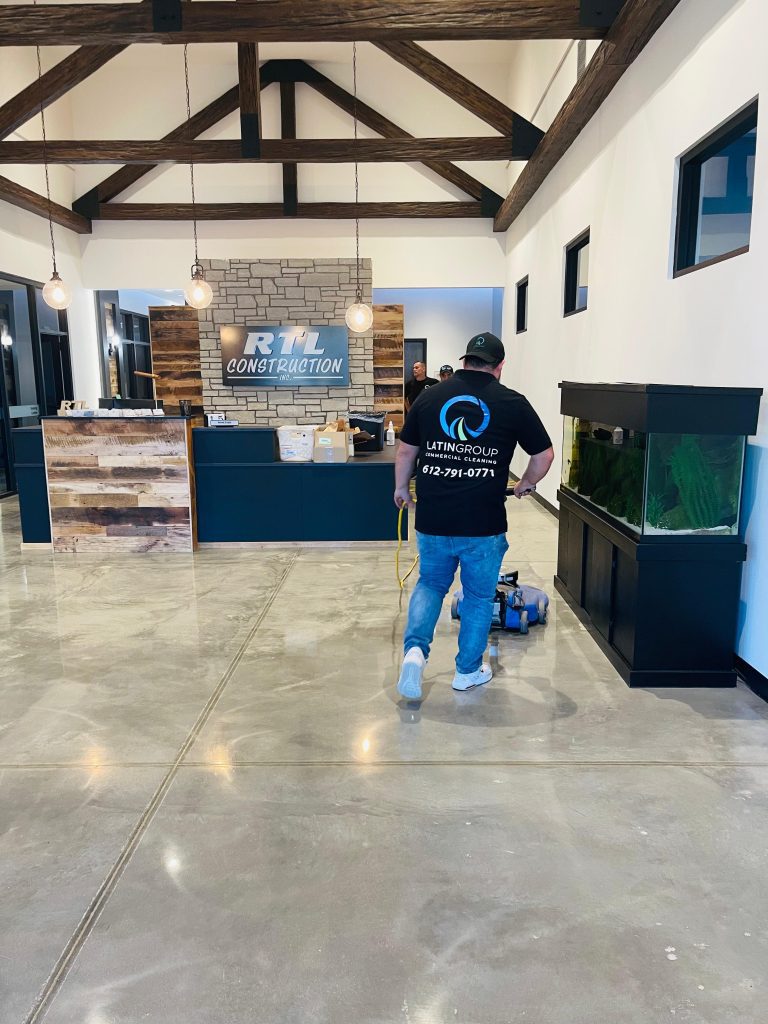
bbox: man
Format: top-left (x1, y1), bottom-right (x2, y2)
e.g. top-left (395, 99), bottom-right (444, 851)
top-left (393, 332), bottom-right (554, 699)
top-left (438, 364), bottom-right (454, 381)
top-left (404, 361), bottom-right (438, 413)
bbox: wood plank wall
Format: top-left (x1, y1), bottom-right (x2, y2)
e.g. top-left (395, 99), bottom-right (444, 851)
top-left (373, 304), bottom-right (404, 431)
top-left (148, 305), bottom-right (204, 415)
top-left (42, 418), bottom-right (196, 553)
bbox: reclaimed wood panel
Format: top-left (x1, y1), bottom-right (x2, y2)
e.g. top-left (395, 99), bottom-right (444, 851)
top-left (373, 304), bottom-right (404, 431)
top-left (42, 417), bottom-right (196, 553)
top-left (148, 305), bottom-right (203, 415)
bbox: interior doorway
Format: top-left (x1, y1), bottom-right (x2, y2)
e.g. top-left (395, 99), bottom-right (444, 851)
top-left (38, 333), bottom-right (74, 417)
top-left (0, 347), bottom-right (13, 496)
top-left (404, 338), bottom-right (428, 386)
top-left (0, 272), bottom-right (73, 496)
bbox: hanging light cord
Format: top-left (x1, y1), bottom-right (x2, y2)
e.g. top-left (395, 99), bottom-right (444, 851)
top-left (352, 41), bottom-right (362, 304)
top-left (183, 43), bottom-right (200, 266)
top-left (33, 11), bottom-right (57, 275)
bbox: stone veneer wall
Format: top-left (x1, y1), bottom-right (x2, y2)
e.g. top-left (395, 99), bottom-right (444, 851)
top-left (197, 258), bottom-right (374, 425)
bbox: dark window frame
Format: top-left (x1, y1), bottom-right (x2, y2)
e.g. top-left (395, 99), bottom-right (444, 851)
top-left (674, 99), bottom-right (758, 276)
top-left (120, 310), bottom-right (153, 399)
top-left (563, 229), bottom-right (590, 317)
top-left (515, 275), bottom-right (529, 334)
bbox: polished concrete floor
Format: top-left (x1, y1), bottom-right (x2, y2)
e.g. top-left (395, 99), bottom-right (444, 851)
top-left (2, 493), bottom-right (768, 1024)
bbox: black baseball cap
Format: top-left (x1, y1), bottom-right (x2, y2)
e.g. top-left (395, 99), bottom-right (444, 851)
top-left (439, 364), bottom-right (454, 373)
top-left (462, 332), bottom-right (505, 365)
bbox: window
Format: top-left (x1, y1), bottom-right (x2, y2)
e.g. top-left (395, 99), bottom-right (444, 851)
top-left (515, 276), bottom-right (528, 333)
top-left (564, 230), bottom-right (590, 316)
top-left (675, 101), bottom-right (758, 275)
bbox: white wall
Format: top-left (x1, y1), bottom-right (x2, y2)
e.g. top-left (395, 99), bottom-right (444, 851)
top-left (372, 287), bottom-right (503, 377)
top-left (81, 221), bottom-right (506, 291)
top-left (0, 48), bottom-right (101, 406)
top-left (0, 212), bottom-right (100, 408)
top-left (501, 0), bottom-right (768, 675)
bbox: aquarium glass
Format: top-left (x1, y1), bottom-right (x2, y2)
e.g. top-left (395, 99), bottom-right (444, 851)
top-left (644, 433), bottom-right (745, 536)
top-left (561, 417), bottom-right (646, 533)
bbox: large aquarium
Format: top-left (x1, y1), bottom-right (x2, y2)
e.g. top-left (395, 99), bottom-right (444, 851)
top-left (562, 417), bottom-right (745, 536)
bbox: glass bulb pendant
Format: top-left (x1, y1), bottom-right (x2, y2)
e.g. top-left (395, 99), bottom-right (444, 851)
top-left (184, 263), bottom-right (213, 310)
top-left (42, 271), bottom-right (72, 311)
top-left (345, 300), bottom-right (373, 334)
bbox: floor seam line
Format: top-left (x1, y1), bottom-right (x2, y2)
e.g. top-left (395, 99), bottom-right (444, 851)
top-left (5, 759), bottom-right (768, 770)
top-left (21, 554), bottom-right (299, 1024)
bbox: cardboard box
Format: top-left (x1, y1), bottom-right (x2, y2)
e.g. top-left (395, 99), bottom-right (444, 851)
top-left (313, 429), bottom-right (349, 464)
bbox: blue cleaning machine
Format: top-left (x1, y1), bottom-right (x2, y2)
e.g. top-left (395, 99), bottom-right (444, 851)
top-left (451, 570), bottom-right (549, 635)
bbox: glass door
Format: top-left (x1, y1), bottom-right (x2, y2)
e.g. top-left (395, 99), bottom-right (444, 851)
top-left (0, 330), bottom-right (14, 496)
top-left (38, 333), bottom-right (74, 416)
top-left (403, 338), bottom-right (428, 385)
top-left (0, 287), bottom-right (23, 496)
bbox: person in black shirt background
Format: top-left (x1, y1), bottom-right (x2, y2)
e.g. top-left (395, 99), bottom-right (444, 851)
top-left (393, 332), bottom-right (554, 700)
top-left (404, 361), bottom-right (438, 412)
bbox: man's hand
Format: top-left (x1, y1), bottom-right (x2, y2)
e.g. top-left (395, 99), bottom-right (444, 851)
top-left (394, 487), bottom-right (415, 510)
top-left (394, 441), bottom-right (419, 510)
top-left (515, 448), bottom-right (554, 499)
top-left (513, 479), bottom-right (537, 499)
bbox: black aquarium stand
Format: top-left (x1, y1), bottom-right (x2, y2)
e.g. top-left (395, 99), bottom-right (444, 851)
top-left (555, 382), bottom-right (762, 688)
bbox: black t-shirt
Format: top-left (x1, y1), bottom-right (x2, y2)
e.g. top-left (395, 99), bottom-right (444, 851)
top-left (400, 370), bottom-right (552, 537)
top-left (405, 376), bottom-right (438, 407)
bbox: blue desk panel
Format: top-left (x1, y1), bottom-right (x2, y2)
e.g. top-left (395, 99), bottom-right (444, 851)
top-left (11, 427), bottom-right (51, 543)
top-left (193, 428), bottom-right (402, 543)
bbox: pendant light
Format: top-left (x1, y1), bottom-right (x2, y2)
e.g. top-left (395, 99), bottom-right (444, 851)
top-left (344, 41), bottom-right (373, 334)
top-left (181, 44), bottom-right (213, 310)
top-left (35, 28), bottom-right (72, 311)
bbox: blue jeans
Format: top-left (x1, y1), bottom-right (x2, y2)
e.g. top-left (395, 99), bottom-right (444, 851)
top-left (404, 531), bottom-right (509, 675)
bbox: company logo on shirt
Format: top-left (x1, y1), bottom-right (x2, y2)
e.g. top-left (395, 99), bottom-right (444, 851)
top-left (439, 395), bottom-right (491, 441)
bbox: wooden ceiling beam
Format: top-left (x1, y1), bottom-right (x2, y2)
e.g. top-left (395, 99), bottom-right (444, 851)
top-left (238, 43), bottom-right (261, 157)
top-left (494, 0), bottom-right (684, 231)
top-left (1, 137), bottom-right (522, 164)
top-left (0, 2), bottom-right (606, 46)
top-left (72, 86), bottom-right (238, 216)
top-left (0, 0), bottom-right (154, 140)
top-left (280, 80), bottom-right (298, 217)
top-left (73, 60), bottom-right (283, 216)
top-left (580, 0), bottom-right (626, 29)
top-left (299, 62), bottom-right (496, 204)
top-left (0, 44), bottom-right (127, 140)
top-left (374, 40), bottom-right (543, 146)
top-left (0, 174), bottom-right (91, 233)
top-left (97, 202), bottom-right (484, 220)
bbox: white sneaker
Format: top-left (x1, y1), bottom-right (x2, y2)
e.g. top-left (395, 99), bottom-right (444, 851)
top-left (397, 648), bottom-right (426, 700)
top-left (452, 663), bottom-right (493, 691)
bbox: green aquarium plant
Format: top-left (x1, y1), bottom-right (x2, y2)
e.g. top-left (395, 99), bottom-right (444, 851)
top-left (646, 492), bottom-right (665, 529)
top-left (667, 435), bottom-right (721, 530)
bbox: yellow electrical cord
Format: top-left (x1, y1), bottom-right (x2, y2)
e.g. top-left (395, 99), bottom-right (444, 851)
top-left (396, 504), bottom-right (419, 589)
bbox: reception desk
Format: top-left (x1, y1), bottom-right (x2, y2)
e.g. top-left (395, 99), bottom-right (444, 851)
top-left (41, 417), bottom-right (196, 553)
top-left (13, 423), bottom-right (402, 549)
top-left (193, 427), bottom-right (402, 543)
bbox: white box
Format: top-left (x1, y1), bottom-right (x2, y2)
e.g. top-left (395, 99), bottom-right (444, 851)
top-left (277, 425), bottom-right (320, 462)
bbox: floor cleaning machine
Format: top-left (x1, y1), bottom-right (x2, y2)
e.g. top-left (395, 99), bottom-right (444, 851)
top-left (450, 484), bottom-right (549, 635)
top-left (450, 569), bottom-right (549, 634)
top-left (397, 481), bottom-right (550, 633)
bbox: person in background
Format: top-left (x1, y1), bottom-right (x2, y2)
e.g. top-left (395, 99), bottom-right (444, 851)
top-left (404, 361), bottom-right (438, 413)
top-left (393, 332), bottom-right (554, 699)
top-left (439, 364), bottom-right (454, 381)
